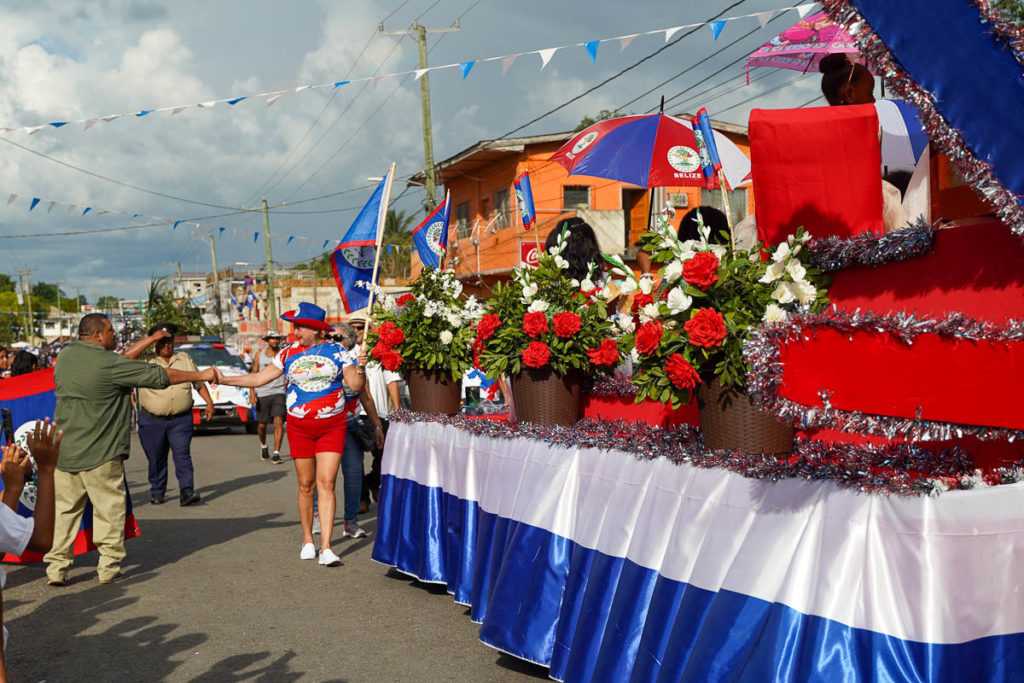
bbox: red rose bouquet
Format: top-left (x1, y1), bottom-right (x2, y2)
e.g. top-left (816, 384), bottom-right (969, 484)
top-left (477, 229), bottom-right (621, 379)
top-left (362, 267), bottom-right (483, 379)
top-left (619, 213), bottom-right (830, 407)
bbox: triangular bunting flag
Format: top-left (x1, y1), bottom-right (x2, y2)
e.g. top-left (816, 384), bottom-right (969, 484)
top-left (502, 55), bottom-right (517, 75)
top-left (102, 115), bottom-right (120, 122)
top-left (197, 101), bottom-right (216, 108)
top-left (49, 122), bottom-right (68, 128)
top-left (796, 3), bottom-right (815, 18)
top-left (66, 204), bottom-right (76, 215)
top-left (135, 110), bottom-right (151, 117)
top-left (265, 92), bottom-right (284, 106)
top-left (372, 75), bottom-right (384, 89)
top-left (47, 202), bottom-right (57, 213)
top-left (83, 119), bottom-right (98, 130)
top-left (619, 34), bottom-right (637, 51)
top-left (173, 220), bottom-right (182, 230)
top-left (584, 41), bottom-right (599, 63)
top-left (219, 227), bottom-right (226, 235)
top-left (254, 232), bottom-right (259, 243)
top-left (322, 239), bottom-right (329, 249)
top-left (227, 97), bottom-right (246, 105)
top-left (414, 69), bottom-right (428, 81)
top-left (97, 209), bottom-right (109, 215)
top-left (29, 198), bottom-right (40, 211)
top-left (172, 106), bottom-right (188, 115)
top-left (6, 194), bottom-right (16, 206)
top-left (294, 85), bottom-right (310, 93)
top-left (459, 61), bottom-right (475, 79)
top-left (24, 126), bottom-right (45, 135)
top-left (665, 26), bottom-right (685, 42)
top-left (82, 207), bottom-right (91, 216)
top-left (287, 235), bottom-right (294, 245)
top-left (755, 10), bottom-right (775, 29)
top-left (709, 20), bottom-right (726, 41)
top-left (537, 48), bottom-right (558, 70)
top-left (333, 80), bottom-right (350, 87)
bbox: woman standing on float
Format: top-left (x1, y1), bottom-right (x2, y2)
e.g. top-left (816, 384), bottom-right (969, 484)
top-left (218, 303), bottom-right (366, 567)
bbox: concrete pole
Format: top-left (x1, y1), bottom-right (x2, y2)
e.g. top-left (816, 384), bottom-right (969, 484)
top-left (262, 198), bottom-right (278, 332)
top-left (208, 235), bottom-right (222, 333)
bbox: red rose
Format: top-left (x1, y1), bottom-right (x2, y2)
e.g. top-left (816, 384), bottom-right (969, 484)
top-left (371, 343), bottom-right (386, 360)
top-left (522, 341), bottom-right (550, 368)
top-left (587, 338), bottom-right (620, 366)
top-left (522, 311), bottom-right (549, 337)
top-left (631, 291), bottom-right (654, 313)
top-left (381, 325), bottom-right (405, 347)
top-left (376, 321), bottom-right (398, 348)
top-left (684, 308), bottom-right (727, 348)
top-left (665, 353), bottom-right (701, 390)
top-left (380, 349), bottom-right (403, 371)
top-left (396, 293), bottom-right (415, 306)
top-left (634, 320), bottom-right (663, 356)
top-left (682, 251), bottom-right (720, 290)
top-left (552, 311), bottom-right (582, 338)
top-left (476, 314), bottom-right (501, 341)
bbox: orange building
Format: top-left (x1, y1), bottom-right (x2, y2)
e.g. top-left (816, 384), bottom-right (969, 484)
top-left (410, 119), bottom-right (752, 294)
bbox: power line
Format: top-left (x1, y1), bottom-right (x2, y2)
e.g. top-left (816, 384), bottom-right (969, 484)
top-left (494, 0), bottom-right (750, 140)
top-left (714, 72), bottom-right (812, 115)
top-left (0, 210), bottom-right (250, 239)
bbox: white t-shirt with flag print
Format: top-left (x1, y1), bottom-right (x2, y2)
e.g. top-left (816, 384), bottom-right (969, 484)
top-left (273, 341), bottom-right (358, 419)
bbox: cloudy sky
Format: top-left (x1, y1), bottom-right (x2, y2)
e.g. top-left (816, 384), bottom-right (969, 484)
top-left (0, 0), bottom-right (830, 300)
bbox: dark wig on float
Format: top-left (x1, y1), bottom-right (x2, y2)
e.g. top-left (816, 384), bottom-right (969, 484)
top-left (819, 52), bottom-right (872, 106)
top-left (544, 217), bottom-right (601, 282)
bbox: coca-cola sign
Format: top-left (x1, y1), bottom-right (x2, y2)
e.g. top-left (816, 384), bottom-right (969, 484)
top-left (519, 241), bottom-right (541, 267)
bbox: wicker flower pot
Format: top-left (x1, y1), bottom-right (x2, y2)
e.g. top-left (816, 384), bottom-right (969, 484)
top-left (697, 379), bottom-right (794, 455)
top-left (406, 368), bottom-right (461, 416)
top-left (511, 368), bottom-right (582, 426)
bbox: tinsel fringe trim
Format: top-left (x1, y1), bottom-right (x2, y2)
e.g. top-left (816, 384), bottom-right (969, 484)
top-left (744, 309), bottom-right (1024, 442)
top-left (820, 0), bottom-right (1024, 238)
top-left (806, 217), bottom-right (934, 272)
top-left (390, 410), bottom-right (1024, 497)
top-left (973, 0), bottom-right (1024, 68)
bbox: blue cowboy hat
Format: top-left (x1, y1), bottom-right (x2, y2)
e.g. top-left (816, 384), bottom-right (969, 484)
top-left (280, 302), bottom-right (333, 332)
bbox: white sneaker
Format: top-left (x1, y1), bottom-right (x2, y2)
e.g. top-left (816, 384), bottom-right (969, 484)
top-left (312, 516), bottom-right (321, 535)
top-left (318, 548), bottom-right (342, 567)
top-left (299, 542), bottom-right (316, 560)
top-left (343, 520), bottom-right (368, 539)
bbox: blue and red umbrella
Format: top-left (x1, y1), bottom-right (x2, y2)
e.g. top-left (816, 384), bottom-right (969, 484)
top-left (549, 113), bottom-right (751, 189)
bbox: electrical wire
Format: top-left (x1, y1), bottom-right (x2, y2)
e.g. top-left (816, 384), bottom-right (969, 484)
top-left (0, 209), bottom-right (251, 239)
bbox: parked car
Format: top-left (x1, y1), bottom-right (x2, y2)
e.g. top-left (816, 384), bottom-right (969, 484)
top-left (178, 343), bottom-right (256, 433)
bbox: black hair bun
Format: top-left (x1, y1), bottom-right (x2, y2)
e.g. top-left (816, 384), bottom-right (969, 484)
top-left (819, 53), bottom-right (851, 74)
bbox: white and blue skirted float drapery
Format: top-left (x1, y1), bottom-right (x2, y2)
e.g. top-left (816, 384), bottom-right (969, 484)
top-left (371, 421), bottom-right (1024, 682)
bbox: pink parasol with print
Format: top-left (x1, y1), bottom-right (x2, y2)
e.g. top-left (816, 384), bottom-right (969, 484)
top-left (744, 12), bottom-right (860, 76)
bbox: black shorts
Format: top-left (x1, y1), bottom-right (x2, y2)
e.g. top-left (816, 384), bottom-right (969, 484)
top-left (255, 393), bottom-right (287, 423)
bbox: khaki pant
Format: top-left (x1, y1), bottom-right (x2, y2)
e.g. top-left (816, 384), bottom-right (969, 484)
top-left (44, 457), bottom-right (127, 583)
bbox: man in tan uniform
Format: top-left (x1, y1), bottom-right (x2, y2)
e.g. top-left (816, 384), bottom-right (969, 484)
top-left (134, 324), bottom-right (214, 507)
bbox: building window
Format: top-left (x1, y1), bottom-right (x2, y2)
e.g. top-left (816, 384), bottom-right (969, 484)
top-left (494, 188), bottom-right (509, 230)
top-left (699, 187), bottom-right (749, 228)
top-left (456, 202), bottom-right (472, 239)
top-left (563, 185), bottom-right (590, 210)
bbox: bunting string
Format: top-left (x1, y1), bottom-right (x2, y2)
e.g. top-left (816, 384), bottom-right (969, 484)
top-left (2, 4), bottom-right (814, 135)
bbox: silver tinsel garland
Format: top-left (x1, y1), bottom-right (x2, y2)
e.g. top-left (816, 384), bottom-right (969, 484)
top-left (588, 374), bottom-right (638, 398)
top-left (744, 309), bottom-right (1024, 442)
top-left (389, 410), bottom-right (1024, 497)
top-left (973, 0), bottom-right (1024, 68)
top-left (806, 217), bottom-right (935, 272)
top-left (820, 0), bottom-right (1024, 238)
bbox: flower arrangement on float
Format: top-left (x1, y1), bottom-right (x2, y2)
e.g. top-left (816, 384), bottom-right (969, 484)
top-left (476, 229), bottom-right (622, 425)
top-left (616, 213), bottom-right (831, 452)
top-left (360, 267), bottom-right (483, 415)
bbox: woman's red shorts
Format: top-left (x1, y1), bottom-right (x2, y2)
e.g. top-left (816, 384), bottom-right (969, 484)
top-left (286, 413), bottom-right (348, 459)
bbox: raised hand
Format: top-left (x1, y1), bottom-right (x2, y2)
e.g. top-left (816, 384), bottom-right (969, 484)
top-left (25, 418), bottom-right (61, 473)
top-left (1, 442), bottom-right (31, 491)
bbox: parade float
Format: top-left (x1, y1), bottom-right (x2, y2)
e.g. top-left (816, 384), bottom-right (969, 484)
top-left (371, 1), bottom-right (1024, 680)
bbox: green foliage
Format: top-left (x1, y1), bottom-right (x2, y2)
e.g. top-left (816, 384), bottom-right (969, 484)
top-left (478, 233), bottom-right (620, 379)
top-left (622, 213), bottom-right (830, 407)
top-left (0, 274), bottom-right (16, 293)
top-left (994, 0), bottom-right (1024, 25)
top-left (363, 267), bottom-right (482, 379)
top-left (574, 109), bottom-right (618, 132)
top-left (95, 295), bottom-right (121, 310)
top-left (144, 277), bottom-right (210, 335)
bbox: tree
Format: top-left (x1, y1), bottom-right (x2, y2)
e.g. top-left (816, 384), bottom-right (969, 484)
top-left (96, 295), bottom-right (121, 310)
top-left (32, 282), bottom-right (64, 306)
top-left (574, 109), bottom-right (617, 132)
top-left (380, 208), bottom-right (416, 279)
top-left (144, 277), bottom-right (209, 335)
top-left (0, 274), bottom-right (15, 293)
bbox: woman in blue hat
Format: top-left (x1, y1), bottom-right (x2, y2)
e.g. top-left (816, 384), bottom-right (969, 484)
top-left (217, 302), bottom-right (366, 567)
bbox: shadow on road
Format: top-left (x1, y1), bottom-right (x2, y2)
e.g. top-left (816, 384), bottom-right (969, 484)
top-left (128, 469), bottom-right (290, 508)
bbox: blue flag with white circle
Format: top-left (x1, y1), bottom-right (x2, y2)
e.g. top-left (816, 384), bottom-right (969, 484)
top-left (412, 192), bottom-right (450, 269)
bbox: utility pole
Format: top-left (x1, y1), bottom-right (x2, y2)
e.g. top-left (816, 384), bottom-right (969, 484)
top-left (75, 287), bottom-right (81, 314)
top-left (208, 235), bottom-right (222, 334)
top-left (379, 19), bottom-right (460, 212)
top-left (21, 266), bottom-right (35, 344)
top-left (261, 198), bottom-right (278, 332)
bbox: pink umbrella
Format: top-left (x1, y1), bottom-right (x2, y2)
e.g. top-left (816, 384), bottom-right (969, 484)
top-left (744, 12), bottom-right (860, 76)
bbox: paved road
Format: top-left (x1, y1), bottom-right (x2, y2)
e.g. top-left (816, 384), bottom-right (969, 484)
top-left (5, 426), bottom-right (547, 682)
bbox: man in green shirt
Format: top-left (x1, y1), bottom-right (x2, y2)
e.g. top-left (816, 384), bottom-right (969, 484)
top-left (44, 313), bottom-right (215, 586)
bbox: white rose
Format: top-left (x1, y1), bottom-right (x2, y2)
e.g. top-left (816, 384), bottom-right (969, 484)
top-left (616, 316), bottom-right (635, 334)
top-left (528, 299), bottom-right (549, 313)
top-left (763, 303), bottom-right (787, 324)
top-left (382, 295), bottom-right (397, 312)
top-left (638, 276), bottom-right (654, 294)
top-left (638, 302), bottom-right (660, 323)
top-left (619, 278), bottom-right (637, 296)
top-left (440, 330), bottom-right (453, 345)
top-left (771, 282), bottom-right (796, 304)
top-left (666, 287), bottom-right (692, 314)
top-left (570, 278), bottom-right (580, 288)
top-left (581, 278), bottom-right (595, 292)
top-left (785, 259), bottom-right (806, 282)
top-left (662, 261), bottom-right (683, 283)
top-left (630, 348), bottom-right (641, 364)
top-left (708, 244), bottom-right (728, 259)
top-left (759, 261), bottom-right (786, 283)
top-left (446, 312), bottom-right (461, 328)
top-left (554, 255), bottom-right (570, 270)
top-left (790, 280), bottom-right (817, 305)
top-left (772, 241), bottom-right (791, 263)
top-left (521, 283), bottom-right (538, 302)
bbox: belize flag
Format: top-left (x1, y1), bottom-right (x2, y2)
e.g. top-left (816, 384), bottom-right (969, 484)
top-left (0, 369), bottom-right (140, 563)
top-left (692, 107), bottom-right (724, 189)
top-left (412, 191), bottom-right (450, 269)
top-left (331, 170), bottom-right (393, 314)
top-left (514, 171), bottom-right (536, 228)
